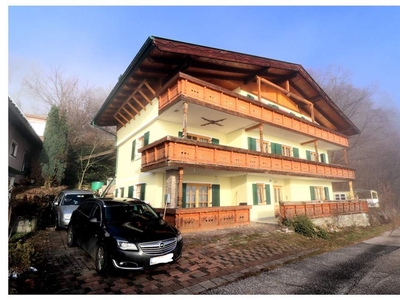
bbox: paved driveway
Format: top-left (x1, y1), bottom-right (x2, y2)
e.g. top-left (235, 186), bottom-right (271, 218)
top-left (26, 223), bottom-right (314, 294)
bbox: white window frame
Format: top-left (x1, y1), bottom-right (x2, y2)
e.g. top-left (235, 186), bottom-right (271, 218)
top-left (10, 140), bottom-right (18, 158)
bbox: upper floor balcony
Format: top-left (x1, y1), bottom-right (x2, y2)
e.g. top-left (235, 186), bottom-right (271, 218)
top-left (140, 136), bottom-right (355, 180)
top-left (158, 73), bottom-right (349, 148)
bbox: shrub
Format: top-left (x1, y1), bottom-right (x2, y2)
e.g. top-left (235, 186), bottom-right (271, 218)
top-left (8, 239), bottom-right (35, 275)
top-left (283, 215), bottom-right (329, 239)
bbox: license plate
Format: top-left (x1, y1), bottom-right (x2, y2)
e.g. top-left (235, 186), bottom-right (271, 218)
top-left (150, 253), bottom-right (173, 265)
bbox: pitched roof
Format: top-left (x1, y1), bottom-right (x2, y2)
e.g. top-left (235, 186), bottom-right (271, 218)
top-left (93, 36), bottom-right (359, 136)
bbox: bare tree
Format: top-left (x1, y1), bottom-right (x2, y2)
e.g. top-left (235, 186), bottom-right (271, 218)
top-left (23, 65), bottom-right (116, 187)
top-left (310, 65), bottom-right (400, 211)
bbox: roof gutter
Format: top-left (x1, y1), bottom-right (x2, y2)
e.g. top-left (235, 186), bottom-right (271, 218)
top-left (92, 36), bottom-right (156, 126)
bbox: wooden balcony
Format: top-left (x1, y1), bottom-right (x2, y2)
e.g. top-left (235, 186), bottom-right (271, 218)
top-left (280, 200), bottom-right (368, 219)
top-left (154, 205), bottom-right (251, 233)
top-left (158, 73), bottom-right (349, 147)
top-left (140, 136), bottom-right (356, 180)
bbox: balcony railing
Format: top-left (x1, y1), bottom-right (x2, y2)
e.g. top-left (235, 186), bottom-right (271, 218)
top-left (158, 73), bottom-right (349, 147)
top-left (140, 136), bottom-right (355, 180)
top-left (280, 200), bottom-right (368, 219)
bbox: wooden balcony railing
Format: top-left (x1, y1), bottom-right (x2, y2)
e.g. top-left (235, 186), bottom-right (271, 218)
top-left (140, 136), bottom-right (356, 180)
top-left (158, 73), bottom-right (349, 147)
top-left (154, 205), bottom-right (251, 233)
top-left (280, 200), bottom-right (368, 219)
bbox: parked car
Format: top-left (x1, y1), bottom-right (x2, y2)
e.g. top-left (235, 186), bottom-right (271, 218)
top-left (66, 198), bottom-right (183, 274)
top-left (52, 190), bottom-right (96, 229)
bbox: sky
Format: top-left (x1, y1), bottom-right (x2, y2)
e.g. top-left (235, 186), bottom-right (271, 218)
top-left (6, 3), bottom-right (400, 119)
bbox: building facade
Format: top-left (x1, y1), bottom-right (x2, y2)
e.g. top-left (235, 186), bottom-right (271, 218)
top-left (93, 36), bottom-right (360, 222)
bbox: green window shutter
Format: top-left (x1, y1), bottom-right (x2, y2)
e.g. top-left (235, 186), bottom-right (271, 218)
top-left (293, 147), bottom-right (300, 158)
top-left (271, 143), bottom-right (282, 155)
top-left (121, 187), bottom-right (125, 198)
top-left (131, 140), bottom-right (136, 161)
top-left (182, 183), bottom-right (187, 208)
top-left (324, 187), bottom-right (330, 200)
top-left (252, 183), bottom-right (258, 205)
top-left (246, 93), bottom-right (255, 100)
top-left (143, 131), bottom-right (150, 146)
top-left (178, 131), bottom-right (183, 138)
top-left (211, 184), bottom-right (220, 207)
top-left (306, 150), bottom-right (311, 161)
top-left (265, 184), bottom-right (271, 205)
top-left (211, 138), bottom-right (220, 145)
top-left (310, 186), bottom-right (316, 200)
top-left (140, 183), bottom-right (146, 200)
top-left (320, 153), bottom-right (326, 163)
top-left (115, 189), bottom-right (119, 197)
top-left (128, 186), bottom-right (134, 198)
top-left (248, 137), bottom-right (257, 151)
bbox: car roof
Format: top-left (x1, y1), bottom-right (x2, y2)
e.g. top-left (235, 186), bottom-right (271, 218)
top-left (61, 190), bottom-right (95, 195)
top-left (84, 198), bottom-right (146, 207)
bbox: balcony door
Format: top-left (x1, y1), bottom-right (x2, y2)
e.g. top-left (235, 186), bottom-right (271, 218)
top-left (185, 184), bottom-right (210, 208)
top-left (273, 186), bottom-right (282, 216)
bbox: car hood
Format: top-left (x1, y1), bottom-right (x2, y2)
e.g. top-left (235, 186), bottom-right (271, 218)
top-left (105, 219), bottom-right (179, 242)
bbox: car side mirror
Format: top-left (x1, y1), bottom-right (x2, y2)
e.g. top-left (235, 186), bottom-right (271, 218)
top-left (89, 217), bottom-right (99, 223)
top-left (158, 212), bottom-right (164, 219)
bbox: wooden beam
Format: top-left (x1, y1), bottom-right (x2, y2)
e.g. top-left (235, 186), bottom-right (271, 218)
top-left (182, 102), bottom-right (188, 138)
top-left (245, 123), bottom-right (263, 132)
top-left (122, 107), bottom-right (135, 120)
top-left (131, 96), bottom-right (145, 111)
top-left (301, 139), bottom-right (318, 145)
top-left (259, 124), bottom-right (264, 153)
top-left (314, 140), bottom-right (319, 162)
top-left (144, 81), bottom-right (156, 96)
top-left (139, 90), bottom-right (152, 104)
top-left (114, 115), bottom-right (126, 127)
top-left (116, 111), bottom-right (130, 124)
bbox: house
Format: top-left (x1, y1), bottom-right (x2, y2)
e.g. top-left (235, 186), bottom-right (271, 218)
top-left (93, 36), bottom-right (366, 231)
top-left (8, 97), bottom-right (43, 191)
top-left (25, 113), bottom-right (47, 141)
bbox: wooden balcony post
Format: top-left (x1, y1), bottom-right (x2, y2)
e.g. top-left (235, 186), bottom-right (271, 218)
top-left (259, 124), bottom-right (264, 152)
top-left (314, 140), bottom-right (319, 162)
top-left (349, 181), bottom-right (354, 200)
top-left (257, 76), bottom-right (261, 102)
top-left (343, 149), bottom-right (349, 166)
top-left (182, 102), bottom-right (188, 138)
top-left (177, 167), bottom-right (184, 208)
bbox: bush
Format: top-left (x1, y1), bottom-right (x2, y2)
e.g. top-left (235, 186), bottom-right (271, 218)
top-left (283, 215), bottom-right (329, 239)
top-left (9, 239), bottom-right (35, 275)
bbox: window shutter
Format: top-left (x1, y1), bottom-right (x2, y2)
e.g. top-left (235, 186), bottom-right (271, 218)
top-left (271, 143), bottom-right (282, 155)
top-left (211, 138), bottom-right (220, 145)
top-left (252, 183), bottom-right (258, 205)
top-left (182, 183), bottom-right (187, 208)
top-left (211, 184), bottom-right (220, 207)
top-left (131, 140), bottom-right (136, 161)
top-left (324, 187), bottom-right (330, 200)
top-left (115, 189), bottom-right (119, 197)
top-left (293, 147), bottom-right (300, 158)
top-left (121, 187), bottom-right (125, 198)
top-left (178, 131), bottom-right (183, 138)
top-left (248, 137), bottom-right (257, 151)
top-left (140, 183), bottom-right (146, 200)
top-left (309, 186), bottom-right (316, 200)
top-left (128, 185), bottom-right (134, 198)
top-left (265, 184), bottom-right (271, 205)
top-left (143, 131), bottom-right (150, 146)
top-left (320, 153), bottom-right (326, 163)
top-left (306, 150), bottom-right (311, 161)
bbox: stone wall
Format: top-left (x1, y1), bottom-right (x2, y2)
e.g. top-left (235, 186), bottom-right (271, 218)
top-left (311, 212), bottom-right (370, 229)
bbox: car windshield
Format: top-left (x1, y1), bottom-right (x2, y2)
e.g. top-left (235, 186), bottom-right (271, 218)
top-left (105, 203), bottom-right (159, 223)
top-left (63, 194), bottom-right (94, 206)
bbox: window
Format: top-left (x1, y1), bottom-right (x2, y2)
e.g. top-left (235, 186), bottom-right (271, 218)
top-left (179, 131), bottom-right (213, 143)
top-left (10, 140), bottom-right (18, 158)
top-left (120, 187), bottom-right (125, 198)
top-left (270, 143), bottom-right (299, 158)
top-left (135, 183), bottom-right (146, 200)
top-left (335, 193), bottom-right (346, 201)
top-left (252, 183), bottom-right (271, 205)
top-left (274, 186), bottom-right (283, 203)
top-left (185, 184), bottom-right (210, 208)
top-left (282, 145), bottom-right (292, 157)
top-left (256, 140), bottom-right (270, 153)
top-left (310, 186), bottom-right (330, 201)
top-left (306, 150), bottom-right (318, 162)
top-left (132, 132), bottom-right (150, 160)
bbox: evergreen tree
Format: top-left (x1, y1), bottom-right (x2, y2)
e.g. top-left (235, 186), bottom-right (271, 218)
top-left (40, 105), bottom-right (68, 187)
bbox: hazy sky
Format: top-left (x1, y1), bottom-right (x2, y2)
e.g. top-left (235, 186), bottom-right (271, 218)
top-left (7, 4), bottom-right (400, 117)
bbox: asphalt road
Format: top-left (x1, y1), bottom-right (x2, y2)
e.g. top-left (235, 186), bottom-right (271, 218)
top-left (203, 227), bottom-right (400, 294)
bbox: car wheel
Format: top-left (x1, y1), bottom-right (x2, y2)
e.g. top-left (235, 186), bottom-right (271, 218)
top-left (66, 226), bottom-right (75, 247)
top-left (95, 244), bottom-right (109, 275)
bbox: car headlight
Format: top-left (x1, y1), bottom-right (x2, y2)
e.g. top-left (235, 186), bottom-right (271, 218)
top-left (64, 214), bottom-right (71, 220)
top-left (177, 233), bottom-right (183, 242)
top-left (116, 239), bottom-right (138, 251)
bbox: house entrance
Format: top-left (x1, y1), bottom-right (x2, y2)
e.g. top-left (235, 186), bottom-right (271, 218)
top-left (273, 186), bottom-right (282, 217)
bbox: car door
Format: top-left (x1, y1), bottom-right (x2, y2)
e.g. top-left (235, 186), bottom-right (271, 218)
top-left (80, 203), bottom-right (102, 258)
top-left (73, 202), bottom-right (95, 247)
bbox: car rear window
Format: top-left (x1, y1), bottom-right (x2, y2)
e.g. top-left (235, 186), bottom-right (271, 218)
top-left (63, 194), bottom-right (94, 206)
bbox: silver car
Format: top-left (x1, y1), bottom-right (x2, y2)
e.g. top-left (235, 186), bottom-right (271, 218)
top-left (52, 190), bottom-right (96, 229)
